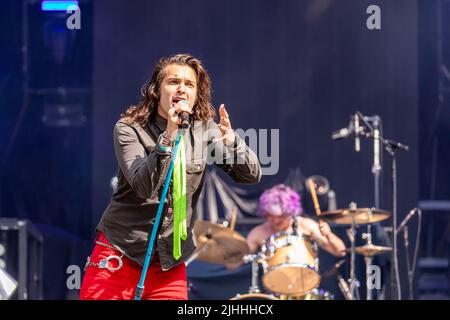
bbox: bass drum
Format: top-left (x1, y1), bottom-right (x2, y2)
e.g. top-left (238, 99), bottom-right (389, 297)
top-left (260, 231), bottom-right (320, 295)
top-left (230, 293), bottom-right (279, 300)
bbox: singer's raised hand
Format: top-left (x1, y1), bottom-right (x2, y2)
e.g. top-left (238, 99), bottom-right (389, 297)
top-left (213, 104), bottom-right (236, 145)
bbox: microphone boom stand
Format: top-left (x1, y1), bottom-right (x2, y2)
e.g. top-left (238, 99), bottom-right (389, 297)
top-left (356, 112), bottom-right (381, 300)
top-left (356, 112), bottom-right (409, 300)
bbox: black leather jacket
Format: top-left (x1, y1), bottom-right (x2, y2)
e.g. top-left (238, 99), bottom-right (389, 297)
top-left (96, 113), bottom-right (261, 270)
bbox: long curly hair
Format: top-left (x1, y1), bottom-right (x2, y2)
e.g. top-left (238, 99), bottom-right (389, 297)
top-left (121, 54), bottom-right (216, 126)
top-left (258, 184), bottom-right (303, 217)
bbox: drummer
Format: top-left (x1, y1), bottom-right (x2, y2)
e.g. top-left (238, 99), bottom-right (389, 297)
top-left (227, 184), bottom-right (346, 270)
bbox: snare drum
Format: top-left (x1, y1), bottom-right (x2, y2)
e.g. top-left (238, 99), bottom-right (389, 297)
top-left (260, 231), bottom-right (320, 295)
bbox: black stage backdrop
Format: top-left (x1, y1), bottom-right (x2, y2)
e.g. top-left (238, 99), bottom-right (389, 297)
top-left (92, 0), bottom-right (418, 300)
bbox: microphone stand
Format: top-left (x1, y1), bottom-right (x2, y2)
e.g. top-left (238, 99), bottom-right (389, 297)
top-left (347, 202), bottom-right (360, 300)
top-left (356, 112), bottom-right (381, 300)
top-left (380, 136), bottom-right (408, 300)
top-left (397, 208), bottom-right (422, 300)
top-left (333, 112), bottom-right (409, 300)
top-left (402, 226), bottom-right (412, 300)
top-left (134, 129), bottom-right (185, 300)
top-left (355, 112), bottom-right (409, 300)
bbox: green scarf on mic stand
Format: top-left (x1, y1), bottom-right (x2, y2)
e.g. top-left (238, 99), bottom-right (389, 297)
top-left (172, 135), bottom-right (187, 260)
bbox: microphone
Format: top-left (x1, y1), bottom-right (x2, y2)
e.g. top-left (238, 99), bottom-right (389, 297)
top-left (332, 127), bottom-right (352, 140)
top-left (385, 139), bottom-right (409, 151)
top-left (396, 208), bottom-right (417, 233)
top-left (179, 111), bottom-right (190, 129)
top-left (174, 100), bottom-right (191, 129)
top-left (373, 120), bottom-right (381, 174)
top-left (354, 113), bottom-right (360, 152)
top-left (327, 190), bottom-right (337, 211)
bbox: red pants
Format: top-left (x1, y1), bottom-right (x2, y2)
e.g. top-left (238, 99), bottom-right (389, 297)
top-left (80, 233), bottom-right (188, 300)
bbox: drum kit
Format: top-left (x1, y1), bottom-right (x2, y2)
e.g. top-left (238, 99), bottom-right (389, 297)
top-left (191, 205), bottom-right (393, 300)
top-left (189, 112), bottom-right (411, 300)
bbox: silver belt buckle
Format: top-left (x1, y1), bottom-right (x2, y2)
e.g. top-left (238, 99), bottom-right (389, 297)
top-left (99, 255), bottom-right (123, 272)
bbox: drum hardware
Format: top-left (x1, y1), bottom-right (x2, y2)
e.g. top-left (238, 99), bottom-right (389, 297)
top-left (348, 202), bottom-right (359, 300)
top-left (320, 203), bottom-right (393, 300)
top-left (242, 253), bottom-right (266, 294)
top-left (363, 231), bottom-right (373, 300)
top-left (320, 201), bottom-right (362, 300)
top-left (308, 178), bottom-right (362, 300)
top-left (361, 231), bottom-right (373, 300)
top-left (322, 205), bottom-right (392, 300)
top-left (231, 253), bottom-right (280, 300)
top-left (337, 273), bottom-right (353, 300)
top-left (249, 259), bottom-right (261, 294)
top-left (342, 239), bottom-right (392, 299)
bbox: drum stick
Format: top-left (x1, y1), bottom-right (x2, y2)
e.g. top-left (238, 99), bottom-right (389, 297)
top-left (229, 207), bottom-right (238, 231)
top-left (308, 179), bottom-right (322, 216)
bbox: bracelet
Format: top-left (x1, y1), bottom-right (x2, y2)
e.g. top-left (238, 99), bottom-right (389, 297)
top-left (156, 131), bottom-right (172, 154)
top-left (156, 144), bottom-right (171, 153)
top-left (160, 131), bottom-right (172, 146)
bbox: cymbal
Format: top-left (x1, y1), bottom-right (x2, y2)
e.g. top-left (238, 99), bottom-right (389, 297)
top-left (193, 220), bottom-right (249, 264)
top-left (320, 208), bottom-right (390, 225)
top-left (350, 244), bottom-right (393, 257)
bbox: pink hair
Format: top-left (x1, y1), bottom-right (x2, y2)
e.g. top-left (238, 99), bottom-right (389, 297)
top-left (258, 184), bottom-right (303, 217)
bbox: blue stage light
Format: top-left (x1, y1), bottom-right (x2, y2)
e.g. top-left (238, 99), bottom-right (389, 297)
top-left (41, 1), bottom-right (79, 12)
